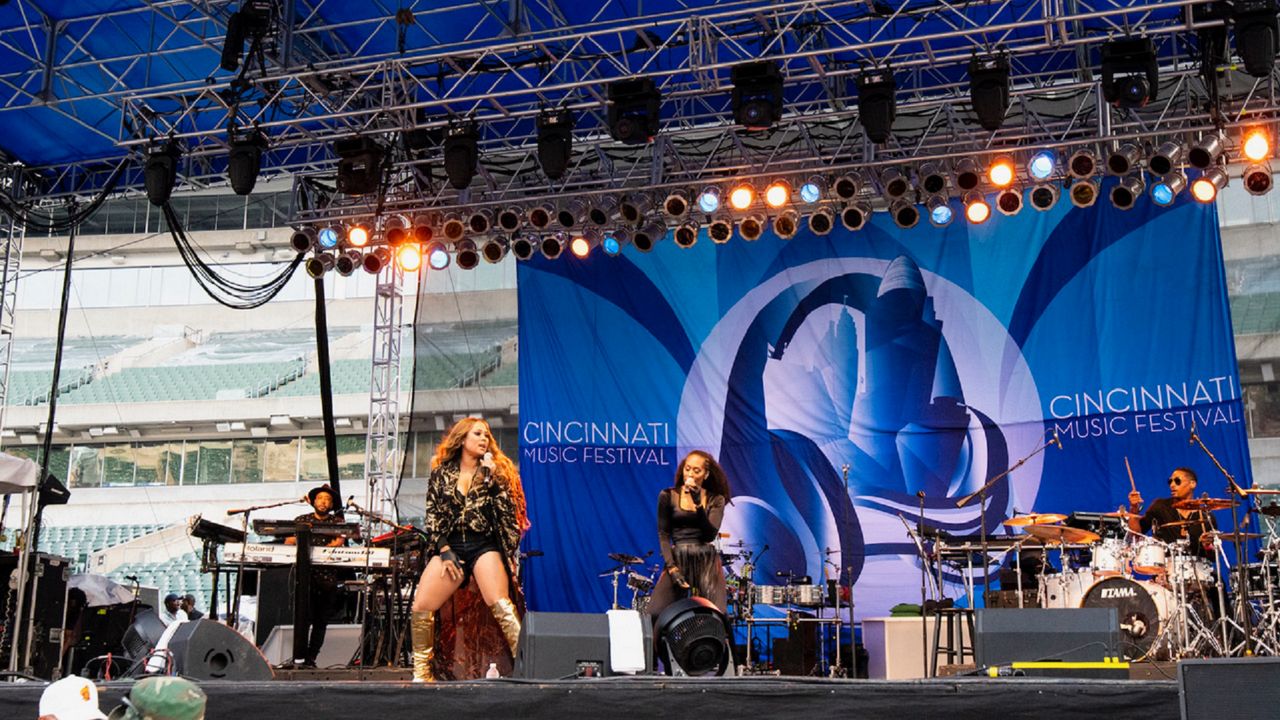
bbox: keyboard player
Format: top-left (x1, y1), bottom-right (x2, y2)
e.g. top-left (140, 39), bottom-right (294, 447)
top-left (283, 484), bottom-right (346, 667)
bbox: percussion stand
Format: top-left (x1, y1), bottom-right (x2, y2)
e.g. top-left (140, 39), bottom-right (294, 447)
top-left (1253, 544), bottom-right (1280, 654)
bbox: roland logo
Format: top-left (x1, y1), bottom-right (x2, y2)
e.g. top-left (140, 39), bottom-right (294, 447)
top-left (1101, 587), bottom-right (1138, 599)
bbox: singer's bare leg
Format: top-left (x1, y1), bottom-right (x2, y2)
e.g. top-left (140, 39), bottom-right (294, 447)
top-left (472, 551), bottom-right (511, 605)
top-left (413, 556), bottom-right (465, 612)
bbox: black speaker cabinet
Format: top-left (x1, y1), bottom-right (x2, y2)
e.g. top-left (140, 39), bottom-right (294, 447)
top-left (975, 608), bottom-right (1119, 667)
top-left (0, 552), bottom-right (70, 679)
top-left (1179, 658), bottom-right (1280, 720)
top-left (168, 619), bottom-right (274, 681)
top-left (514, 612), bottom-right (653, 679)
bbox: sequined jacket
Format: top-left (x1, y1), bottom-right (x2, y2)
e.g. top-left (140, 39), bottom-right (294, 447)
top-left (423, 461), bottom-right (522, 563)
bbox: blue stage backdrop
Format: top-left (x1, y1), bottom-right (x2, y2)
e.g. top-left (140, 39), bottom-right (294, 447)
top-left (515, 194), bottom-right (1250, 619)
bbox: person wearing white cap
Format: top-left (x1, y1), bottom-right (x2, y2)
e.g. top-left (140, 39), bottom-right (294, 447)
top-left (38, 676), bottom-right (106, 720)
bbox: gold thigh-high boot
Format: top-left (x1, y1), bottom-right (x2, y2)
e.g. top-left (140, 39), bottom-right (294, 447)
top-left (489, 598), bottom-right (521, 658)
top-left (410, 611), bottom-right (436, 682)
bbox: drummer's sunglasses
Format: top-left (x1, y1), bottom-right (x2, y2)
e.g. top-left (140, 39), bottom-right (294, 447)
top-left (1169, 477), bottom-right (1187, 485)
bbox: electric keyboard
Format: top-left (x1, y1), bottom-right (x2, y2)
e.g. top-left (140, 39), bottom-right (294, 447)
top-left (223, 542), bottom-right (391, 568)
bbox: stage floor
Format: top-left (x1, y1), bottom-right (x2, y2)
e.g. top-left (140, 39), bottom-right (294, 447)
top-left (0, 675), bottom-right (1178, 720)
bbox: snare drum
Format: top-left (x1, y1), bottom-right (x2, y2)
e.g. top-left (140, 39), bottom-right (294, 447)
top-left (755, 585), bottom-right (792, 605)
top-left (1090, 538), bottom-right (1129, 576)
top-left (1167, 554), bottom-right (1214, 584)
top-left (794, 584), bottom-right (827, 607)
top-left (1131, 538), bottom-right (1168, 575)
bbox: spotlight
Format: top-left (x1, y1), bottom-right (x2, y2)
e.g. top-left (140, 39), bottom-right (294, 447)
top-left (512, 236), bottom-right (537, 261)
top-left (557, 199), bottom-right (587, 229)
top-left (219, 0), bottom-right (272, 72)
top-left (1191, 166), bottom-right (1228, 202)
top-left (663, 191), bottom-right (691, 219)
top-left (608, 77), bottom-right (662, 144)
top-left (588, 196), bottom-right (619, 226)
top-left (832, 173), bottom-right (863, 201)
top-left (927, 196), bottom-right (953, 226)
top-left (1110, 174), bottom-right (1144, 210)
top-left (996, 188), bottom-right (1023, 215)
top-left (1188, 135), bottom-right (1225, 169)
top-left (1234, 1), bottom-right (1280, 78)
top-left (443, 119), bottom-right (480, 190)
top-left (602, 230), bottom-right (626, 256)
top-left (620, 193), bottom-right (653, 225)
top-left (1068, 148), bottom-right (1097, 178)
top-left (1244, 127), bottom-right (1272, 162)
top-left (290, 227), bottom-right (317, 252)
top-left (919, 162), bottom-right (948, 195)
top-left (306, 252), bottom-right (335, 278)
top-left (412, 214), bottom-right (434, 243)
top-left (841, 202), bottom-right (871, 231)
top-left (362, 247), bottom-right (391, 274)
top-left (334, 136), bottom-right (383, 195)
top-left (739, 213), bottom-right (766, 241)
top-left (1107, 143), bottom-right (1141, 175)
top-left (697, 187), bottom-right (721, 214)
top-left (881, 167), bottom-right (911, 200)
top-left (728, 184), bottom-right (755, 211)
top-left (1029, 184), bottom-right (1060, 210)
top-left (1245, 162), bottom-right (1274, 195)
top-left (424, 241), bottom-right (450, 270)
top-left (654, 597), bottom-right (732, 677)
top-left (969, 53), bottom-right (1011, 131)
top-left (384, 215), bottom-right (411, 244)
top-left (528, 203), bottom-right (554, 230)
top-left (1069, 179), bottom-right (1099, 208)
top-left (634, 221), bottom-right (666, 251)
top-left (808, 207), bottom-right (835, 235)
top-left (468, 209), bottom-right (494, 235)
top-left (482, 237), bottom-right (509, 263)
top-left (799, 177), bottom-right (825, 204)
top-left (536, 108), bottom-right (575, 180)
top-left (1101, 37), bottom-right (1159, 109)
top-left (964, 191), bottom-right (991, 223)
top-left (674, 222), bottom-right (699, 248)
top-left (1027, 151), bottom-right (1056, 181)
top-left (764, 180), bottom-right (791, 208)
top-left (335, 249), bottom-right (362, 276)
top-left (1149, 141), bottom-right (1184, 176)
top-left (346, 224), bottom-right (370, 247)
top-left (988, 156), bottom-right (1015, 188)
top-left (889, 200), bottom-right (919, 228)
top-left (540, 233), bottom-right (565, 259)
top-left (398, 243), bottom-right (423, 272)
top-left (731, 60), bottom-right (784, 131)
top-left (857, 67), bottom-right (897, 143)
top-left (773, 209), bottom-right (800, 239)
top-left (441, 214), bottom-right (466, 242)
top-left (317, 226), bottom-right (341, 250)
top-left (144, 141), bottom-right (181, 207)
top-left (1151, 171), bottom-right (1186, 206)
top-left (454, 239), bottom-right (481, 269)
top-left (227, 130), bottom-right (266, 196)
top-left (954, 158), bottom-right (981, 191)
top-left (497, 207), bottom-right (524, 233)
top-left (569, 231), bottom-right (595, 259)
top-left (708, 215), bottom-right (734, 244)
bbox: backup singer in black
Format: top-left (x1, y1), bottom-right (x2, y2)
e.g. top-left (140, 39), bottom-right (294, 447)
top-left (646, 450), bottom-right (732, 618)
top-left (284, 483), bottom-right (347, 667)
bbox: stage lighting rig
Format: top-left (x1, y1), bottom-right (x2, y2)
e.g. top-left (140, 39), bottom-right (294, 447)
top-left (512, 236), bottom-right (537, 261)
top-left (969, 53), bottom-right (1010, 131)
top-left (927, 196), bottom-right (953, 226)
top-left (482, 238), bottom-right (509, 263)
top-left (808, 207), bottom-right (835, 235)
top-left (412, 214), bottom-right (434, 243)
top-left (497, 207), bottom-right (523, 234)
top-left (290, 227), bottom-right (317, 253)
top-left (740, 214), bottom-right (766, 241)
top-left (833, 173), bottom-right (863, 201)
top-left (443, 119), bottom-right (480, 189)
top-left (621, 193), bottom-right (654, 226)
top-left (454, 240), bottom-right (481, 269)
top-left (316, 226), bottom-right (339, 249)
top-left (384, 215), bottom-right (411, 244)
top-left (1027, 151), bottom-right (1056, 181)
top-left (362, 247), bottom-right (391, 274)
top-left (774, 210), bottom-right (800, 239)
top-left (674, 222), bottom-right (699, 248)
top-left (857, 67), bottom-right (897, 143)
top-left (728, 184), bottom-right (756, 211)
top-left (890, 201), bottom-right (919, 228)
top-left (1068, 149), bottom-right (1097, 178)
top-left (608, 77), bottom-right (662, 145)
top-left (220, 0), bottom-right (274, 73)
top-left (634, 221), bottom-right (666, 251)
top-left (1101, 37), bottom-right (1159, 109)
top-left (988, 156), bottom-right (1015, 188)
top-left (954, 158), bottom-right (982, 191)
top-left (468, 209), bottom-right (494, 234)
top-left (424, 241), bottom-right (449, 270)
top-left (528, 204), bottom-right (554, 230)
top-left (919, 162), bottom-right (948, 195)
top-left (1234, 0), bottom-right (1280, 78)
top-left (799, 177), bottom-right (825, 204)
top-left (335, 250), bottom-right (362, 277)
top-left (589, 197), bottom-right (620, 226)
top-left (557, 199), bottom-right (587, 229)
top-left (664, 191), bottom-right (691, 219)
top-left (441, 214), bottom-right (466, 242)
top-left (334, 136), bottom-right (384, 195)
top-left (697, 187), bottom-right (722, 213)
top-left (1110, 174), bottom-right (1144, 209)
top-left (602, 230), bottom-right (627, 256)
top-left (964, 191), bottom-right (991, 223)
top-left (541, 234), bottom-right (565, 260)
top-left (144, 141), bottom-right (181, 207)
top-left (880, 167), bottom-right (911, 200)
top-left (227, 129), bottom-right (266, 196)
top-left (398, 244), bottom-right (424, 272)
top-left (731, 61), bottom-right (784, 131)
top-left (1107, 143), bottom-right (1141, 175)
top-left (306, 252), bottom-right (335, 279)
top-left (1029, 184), bottom-right (1060, 210)
top-left (1070, 179), bottom-right (1100, 208)
top-left (841, 202), bottom-right (871, 231)
top-left (346, 224), bottom-right (369, 247)
top-left (537, 108), bottom-right (574, 180)
top-left (1189, 135), bottom-right (1225, 169)
top-left (764, 180), bottom-right (791, 208)
top-left (996, 187), bottom-right (1023, 215)
top-left (1148, 141), bottom-right (1184, 176)
top-left (708, 216), bottom-right (734, 244)
top-left (1244, 162), bottom-right (1274, 195)
top-left (1151, 171), bottom-right (1187, 205)
top-left (1244, 127), bottom-right (1272, 161)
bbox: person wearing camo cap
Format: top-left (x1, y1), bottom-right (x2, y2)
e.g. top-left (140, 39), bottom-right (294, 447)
top-left (106, 677), bottom-right (206, 720)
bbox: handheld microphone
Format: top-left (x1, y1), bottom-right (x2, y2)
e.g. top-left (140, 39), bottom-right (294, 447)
top-left (482, 451), bottom-right (494, 484)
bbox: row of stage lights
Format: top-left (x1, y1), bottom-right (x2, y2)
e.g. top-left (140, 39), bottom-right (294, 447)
top-left (291, 128), bottom-right (1271, 272)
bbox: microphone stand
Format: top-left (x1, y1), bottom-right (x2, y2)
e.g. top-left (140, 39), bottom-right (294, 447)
top-left (916, 491), bottom-right (929, 678)
top-left (1188, 423), bottom-right (1254, 654)
top-left (955, 432), bottom-right (1058, 615)
top-left (225, 498), bottom-right (307, 630)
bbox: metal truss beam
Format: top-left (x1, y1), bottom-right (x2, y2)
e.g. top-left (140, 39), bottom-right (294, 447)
top-left (364, 263), bottom-right (404, 524)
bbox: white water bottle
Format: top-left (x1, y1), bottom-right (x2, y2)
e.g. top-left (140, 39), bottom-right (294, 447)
top-left (485, 662), bottom-right (500, 679)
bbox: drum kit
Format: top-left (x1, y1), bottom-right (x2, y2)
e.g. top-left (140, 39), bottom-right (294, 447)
top-left (598, 552), bottom-right (661, 612)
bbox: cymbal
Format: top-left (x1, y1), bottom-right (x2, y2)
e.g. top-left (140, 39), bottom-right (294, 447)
top-left (1160, 519), bottom-right (1206, 528)
top-left (1173, 498), bottom-right (1233, 511)
top-left (1020, 524), bottom-right (1101, 545)
top-left (607, 552), bottom-right (644, 565)
top-left (1204, 531), bottom-right (1263, 543)
top-left (1002, 513), bottom-right (1067, 527)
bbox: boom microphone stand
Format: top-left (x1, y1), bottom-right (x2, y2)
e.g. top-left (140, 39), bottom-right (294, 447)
top-left (224, 498), bottom-right (306, 629)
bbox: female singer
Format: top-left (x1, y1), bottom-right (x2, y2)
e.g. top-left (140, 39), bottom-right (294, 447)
top-left (410, 417), bottom-right (528, 682)
top-left (647, 450), bottom-right (732, 618)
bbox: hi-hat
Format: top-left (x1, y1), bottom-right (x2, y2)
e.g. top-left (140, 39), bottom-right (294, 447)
top-left (607, 552), bottom-right (644, 565)
top-left (1173, 498), bottom-right (1233, 511)
top-left (1020, 524), bottom-right (1100, 544)
top-left (1003, 513), bottom-right (1067, 527)
top-left (1203, 531), bottom-right (1263, 544)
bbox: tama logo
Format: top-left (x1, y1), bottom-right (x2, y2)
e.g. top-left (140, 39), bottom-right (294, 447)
top-left (1100, 587), bottom-right (1138, 599)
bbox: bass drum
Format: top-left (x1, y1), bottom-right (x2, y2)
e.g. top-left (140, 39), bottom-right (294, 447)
top-left (1080, 577), bottom-right (1172, 659)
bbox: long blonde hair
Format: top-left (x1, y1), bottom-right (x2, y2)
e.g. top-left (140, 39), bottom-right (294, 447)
top-left (431, 417), bottom-right (529, 531)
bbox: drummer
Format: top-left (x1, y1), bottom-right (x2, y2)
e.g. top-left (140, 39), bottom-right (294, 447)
top-left (1127, 467), bottom-right (1215, 560)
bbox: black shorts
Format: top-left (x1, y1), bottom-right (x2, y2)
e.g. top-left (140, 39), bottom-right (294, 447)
top-left (442, 532), bottom-right (502, 586)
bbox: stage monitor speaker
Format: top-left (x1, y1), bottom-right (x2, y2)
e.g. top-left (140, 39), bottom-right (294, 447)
top-left (1179, 658), bottom-right (1280, 720)
top-left (975, 608), bottom-right (1118, 667)
top-left (514, 612), bottom-right (653, 679)
top-left (167, 619), bottom-right (274, 681)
